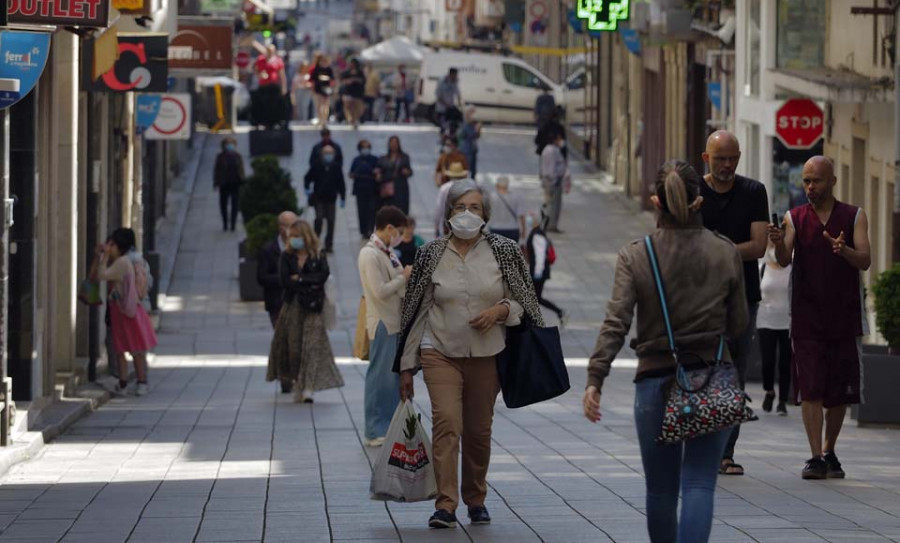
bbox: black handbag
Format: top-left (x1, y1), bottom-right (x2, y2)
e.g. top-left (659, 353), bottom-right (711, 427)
top-left (644, 235), bottom-right (756, 444)
top-left (496, 316), bottom-right (570, 408)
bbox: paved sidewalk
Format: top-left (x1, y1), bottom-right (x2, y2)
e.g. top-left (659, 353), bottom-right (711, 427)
top-left (0, 126), bottom-right (898, 543)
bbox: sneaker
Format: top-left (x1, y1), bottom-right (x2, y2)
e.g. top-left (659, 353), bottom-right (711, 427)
top-left (824, 452), bottom-right (846, 479)
top-left (135, 383), bottom-right (149, 397)
top-left (802, 456), bottom-right (828, 480)
top-left (428, 510), bottom-right (457, 529)
top-left (365, 437), bottom-right (386, 448)
top-left (468, 505), bottom-right (491, 525)
top-left (762, 391), bottom-right (775, 413)
top-left (776, 401), bottom-right (788, 416)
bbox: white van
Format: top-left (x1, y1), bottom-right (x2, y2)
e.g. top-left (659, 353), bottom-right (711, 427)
top-left (415, 51), bottom-right (564, 124)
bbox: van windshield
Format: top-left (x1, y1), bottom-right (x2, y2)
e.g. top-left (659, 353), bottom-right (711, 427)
top-left (502, 63), bottom-right (547, 90)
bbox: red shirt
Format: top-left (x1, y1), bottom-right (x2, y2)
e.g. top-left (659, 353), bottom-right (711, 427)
top-left (255, 54), bottom-right (284, 87)
top-left (789, 200), bottom-right (863, 339)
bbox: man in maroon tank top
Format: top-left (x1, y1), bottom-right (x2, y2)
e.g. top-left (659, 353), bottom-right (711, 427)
top-left (769, 156), bottom-right (871, 481)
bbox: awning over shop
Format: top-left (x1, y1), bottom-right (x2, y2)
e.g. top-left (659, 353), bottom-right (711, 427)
top-left (359, 36), bottom-right (424, 67)
top-left (770, 67), bottom-right (893, 104)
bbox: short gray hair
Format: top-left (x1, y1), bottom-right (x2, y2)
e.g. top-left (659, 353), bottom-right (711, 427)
top-left (445, 179), bottom-right (492, 222)
top-left (495, 176), bottom-right (510, 189)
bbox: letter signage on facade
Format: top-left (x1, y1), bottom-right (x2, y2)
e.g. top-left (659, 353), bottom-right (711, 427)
top-left (168, 22), bottom-right (233, 72)
top-left (7, 0), bottom-right (110, 28)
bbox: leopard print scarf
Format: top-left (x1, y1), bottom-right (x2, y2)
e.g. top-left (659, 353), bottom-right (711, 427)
top-left (393, 233), bottom-right (544, 373)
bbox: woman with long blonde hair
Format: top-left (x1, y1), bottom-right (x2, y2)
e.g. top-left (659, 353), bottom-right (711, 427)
top-left (267, 220), bottom-right (343, 402)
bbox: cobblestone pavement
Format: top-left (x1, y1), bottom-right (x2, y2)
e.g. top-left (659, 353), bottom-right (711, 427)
top-left (0, 126), bottom-right (898, 543)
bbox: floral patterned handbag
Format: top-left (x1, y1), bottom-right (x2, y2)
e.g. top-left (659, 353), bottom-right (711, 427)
top-left (644, 236), bottom-right (757, 445)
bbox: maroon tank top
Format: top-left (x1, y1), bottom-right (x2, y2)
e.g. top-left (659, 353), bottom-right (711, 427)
top-left (790, 201), bottom-right (863, 339)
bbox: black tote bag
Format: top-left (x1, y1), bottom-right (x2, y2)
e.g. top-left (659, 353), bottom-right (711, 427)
top-left (496, 318), bottom-right (570, 408)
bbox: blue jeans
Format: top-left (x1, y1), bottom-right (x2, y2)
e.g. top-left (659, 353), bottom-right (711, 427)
top-left (634, 376), bottom-right (730, 543)
top-left (364, 322), bottom-right (400, 440)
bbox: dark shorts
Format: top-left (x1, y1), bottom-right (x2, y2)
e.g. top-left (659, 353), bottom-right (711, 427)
top-left (792, 338), bottom-right (861, 408)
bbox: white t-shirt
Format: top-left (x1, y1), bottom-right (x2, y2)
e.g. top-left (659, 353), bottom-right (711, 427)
top-left (756, 253), bottom-right (791, 331)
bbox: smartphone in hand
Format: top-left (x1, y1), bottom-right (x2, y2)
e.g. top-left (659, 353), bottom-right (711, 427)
top-left (771, 213), bottom-right (784, 229)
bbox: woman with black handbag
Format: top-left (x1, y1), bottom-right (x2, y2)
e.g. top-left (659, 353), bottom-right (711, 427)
top-left (267, 220), bottom-right (343, 403)
top-left (394, 180), bottom-right (544, 529)
top-left (374, 135), bottom-right (413, 214)
top-left (583, 160), bottom-right (751, 543)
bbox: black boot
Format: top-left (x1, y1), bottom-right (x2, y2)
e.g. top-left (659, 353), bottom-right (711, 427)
top-left (280, 380), bottom-right (292, 394)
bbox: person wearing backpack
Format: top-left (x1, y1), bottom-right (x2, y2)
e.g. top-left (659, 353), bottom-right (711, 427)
top-left (524, 209), bottom-right (566, 325)
top-left (90, 228), bottom-right (157, 396)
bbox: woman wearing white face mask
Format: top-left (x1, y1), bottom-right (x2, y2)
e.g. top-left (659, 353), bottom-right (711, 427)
top-left (394, 180), bottom-right (544, 529)
top-left (358, 206), bottom-right (413, 447)
top-left (267, 220), bottom-right (343, 403)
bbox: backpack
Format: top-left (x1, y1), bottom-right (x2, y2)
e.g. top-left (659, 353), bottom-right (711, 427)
top-left (133, 257), bottom-right (153, 301)
top-left (547, 242), bottom-right (557, 266)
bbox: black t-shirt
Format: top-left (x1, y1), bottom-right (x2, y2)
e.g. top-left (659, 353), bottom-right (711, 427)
top-left (341, 68), bottom-right (366, 98)
top-left (311, 66), bottom-right (334, 96)
top-left (700, 174), bottom-right (769, 304)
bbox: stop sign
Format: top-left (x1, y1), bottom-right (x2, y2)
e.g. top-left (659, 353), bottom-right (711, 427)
top-left (235, 51), bottom-right (251, 69)
top-left (775, 98), bottom-right (824, 149)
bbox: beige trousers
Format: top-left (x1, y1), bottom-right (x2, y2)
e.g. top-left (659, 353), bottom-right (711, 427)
top-left (421, 349), bottom-right (500, 512)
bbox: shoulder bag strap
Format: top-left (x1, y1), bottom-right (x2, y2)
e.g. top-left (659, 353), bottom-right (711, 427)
top-left (644, 235), bottom-right (726, 361)
top-left (497, 193), bottom-right (518, 222)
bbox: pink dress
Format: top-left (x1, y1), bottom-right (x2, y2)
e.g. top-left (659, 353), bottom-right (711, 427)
top-left (103, 256), bottom-right (158, 354)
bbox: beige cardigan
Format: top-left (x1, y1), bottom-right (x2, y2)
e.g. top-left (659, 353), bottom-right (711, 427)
top-left (358, 243), bottom-right (406, 339)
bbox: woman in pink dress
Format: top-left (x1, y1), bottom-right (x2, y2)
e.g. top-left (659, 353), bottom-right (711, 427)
top-left (90, 228), bottom-right (157, 396)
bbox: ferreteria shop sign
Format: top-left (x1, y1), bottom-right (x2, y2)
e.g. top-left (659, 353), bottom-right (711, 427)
top-left (8, 0), bottom-right (111, 27)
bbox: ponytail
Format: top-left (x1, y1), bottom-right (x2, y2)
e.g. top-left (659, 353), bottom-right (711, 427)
top-left (664, 171), bottom-right (690, 225)
top-left (655, 160), bottom-right (701, 225)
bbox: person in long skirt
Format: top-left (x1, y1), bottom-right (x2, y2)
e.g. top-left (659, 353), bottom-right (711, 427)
top-left (91, 228), bottom-right (158, 396)
top-left (267, 220), bottom-right (343, 402)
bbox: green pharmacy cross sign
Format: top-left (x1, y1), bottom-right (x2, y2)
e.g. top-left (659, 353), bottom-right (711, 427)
top-left (576, 0), bottom-right (630, 31)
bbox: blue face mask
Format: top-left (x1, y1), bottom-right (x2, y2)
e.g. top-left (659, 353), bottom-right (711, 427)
top-left (525, 215), bottom-right (535, 231)
top-left (360, 148), bottom-right (371, 156)
top-left (225, 144), bottom-right (236, 152)
top-left (290, 237), bottom-right (306, 251)
top-left (323, 154), bottom-right (335, 164)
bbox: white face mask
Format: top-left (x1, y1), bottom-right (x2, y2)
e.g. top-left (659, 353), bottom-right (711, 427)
top-left (449, 210), bottom-right (485, 240)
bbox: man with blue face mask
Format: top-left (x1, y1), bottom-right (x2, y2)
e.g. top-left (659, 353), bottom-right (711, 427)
top-left (304, 144), bottom-right (347, 253)
top-left (350, 139), bottom-right (379, 239)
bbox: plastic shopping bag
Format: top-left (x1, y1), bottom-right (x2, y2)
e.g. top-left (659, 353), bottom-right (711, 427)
top-left (370, 400), bottom-right (438, 503)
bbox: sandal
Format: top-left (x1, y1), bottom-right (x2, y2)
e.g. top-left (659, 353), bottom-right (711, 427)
top-left (719, 458), bottom-right (744, 476)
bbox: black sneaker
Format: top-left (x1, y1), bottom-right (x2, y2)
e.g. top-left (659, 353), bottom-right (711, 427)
top-left (776, 401), bottom-right (788, 416)
top-left (762, 392), bottom-right (775, 413)
top-left (428, 510), bottom-right (457, 529)
top-left (824, 452), bottom-right (846, 479)
top-left (468, 505), bottom-right (491, 525)
top-left (802, 456), bottom-right (828, 480)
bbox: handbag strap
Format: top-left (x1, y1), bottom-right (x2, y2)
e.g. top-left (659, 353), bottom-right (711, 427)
top-left (643, 236), bottom-right (724, 361)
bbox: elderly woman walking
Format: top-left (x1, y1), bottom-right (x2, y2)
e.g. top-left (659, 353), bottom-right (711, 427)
top-left (395, 180), bottom-right (543, 529)
top-left (583, 160), bottom-right (748, 543)
top-left (267, 219), bottom-right (343, 403)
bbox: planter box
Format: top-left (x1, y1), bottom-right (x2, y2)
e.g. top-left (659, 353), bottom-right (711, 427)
top-left (249, 128), bottom-right (293, 156)
top-left (857, 344), bottom-right (900, 425)
top-left (239, 257), bottom-right (264, 302)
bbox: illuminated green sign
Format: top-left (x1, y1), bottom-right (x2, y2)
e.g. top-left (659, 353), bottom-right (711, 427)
top-left (576, 0), bottom-right (630, 32)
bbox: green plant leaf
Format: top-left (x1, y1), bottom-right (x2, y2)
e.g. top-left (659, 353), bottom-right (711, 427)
top-left (872, 264), bottom-right (900, 350)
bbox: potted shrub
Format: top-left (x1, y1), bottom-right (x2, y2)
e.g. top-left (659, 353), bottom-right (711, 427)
top-left (238, 156), bottom-right (299, 301)
top-left (859, 265), bottom-right (900, 425)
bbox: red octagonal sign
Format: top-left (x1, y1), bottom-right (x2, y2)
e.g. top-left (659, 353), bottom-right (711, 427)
top-left (775, 98), bottom-right (824, 149)
top-left (235, 51), bottom-right (251, 69)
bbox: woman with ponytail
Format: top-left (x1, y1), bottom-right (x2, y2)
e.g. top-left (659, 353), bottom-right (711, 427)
top-left (582, 160), bottom-right (748, 543)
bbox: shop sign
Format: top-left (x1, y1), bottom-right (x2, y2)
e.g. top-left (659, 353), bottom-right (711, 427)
top-left (200, 0), bottom-right (238, 13)
top-left (168, 22), bottom-right (233, 71)
top-left (84, 33), bottom-right (168, 92)
top-left (136, 93), bottom-right (191, 140)
top-left (775, 98), bottom-right (824, 149)
top-left (8, 0), bottom-right (110, 27)
top-left (708, 82), bottom-right (721, 110)
top-left (0, 31), bottom-right (51, 110)
top-left (619, 28), bottom-right (640, 56)
top-left (576, 0), bottom-right (629, 32)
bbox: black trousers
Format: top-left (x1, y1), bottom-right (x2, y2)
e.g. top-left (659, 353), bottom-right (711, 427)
top-left (758, 328), bottom-right (792, 403)
top-left (356, 192), bottom-right (376, 239)
top-left (219, 185), bottom-right (240, 230)
top-left (314, 198), bottom-right (337, 250)
top-left (534, 279), bottom-right (563, 317)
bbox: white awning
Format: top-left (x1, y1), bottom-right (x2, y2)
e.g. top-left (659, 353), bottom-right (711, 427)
top-left (359, 36), bottom-right (424, 67)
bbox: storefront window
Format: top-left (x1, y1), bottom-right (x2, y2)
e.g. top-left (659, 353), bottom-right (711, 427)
top-left (777, 0), bottom-right (826, 70)
top-left (747, 0), bottom-right (761, 95)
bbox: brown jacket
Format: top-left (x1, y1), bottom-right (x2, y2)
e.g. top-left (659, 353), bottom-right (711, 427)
top-left (587, 220), bottom-right (748, 392)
